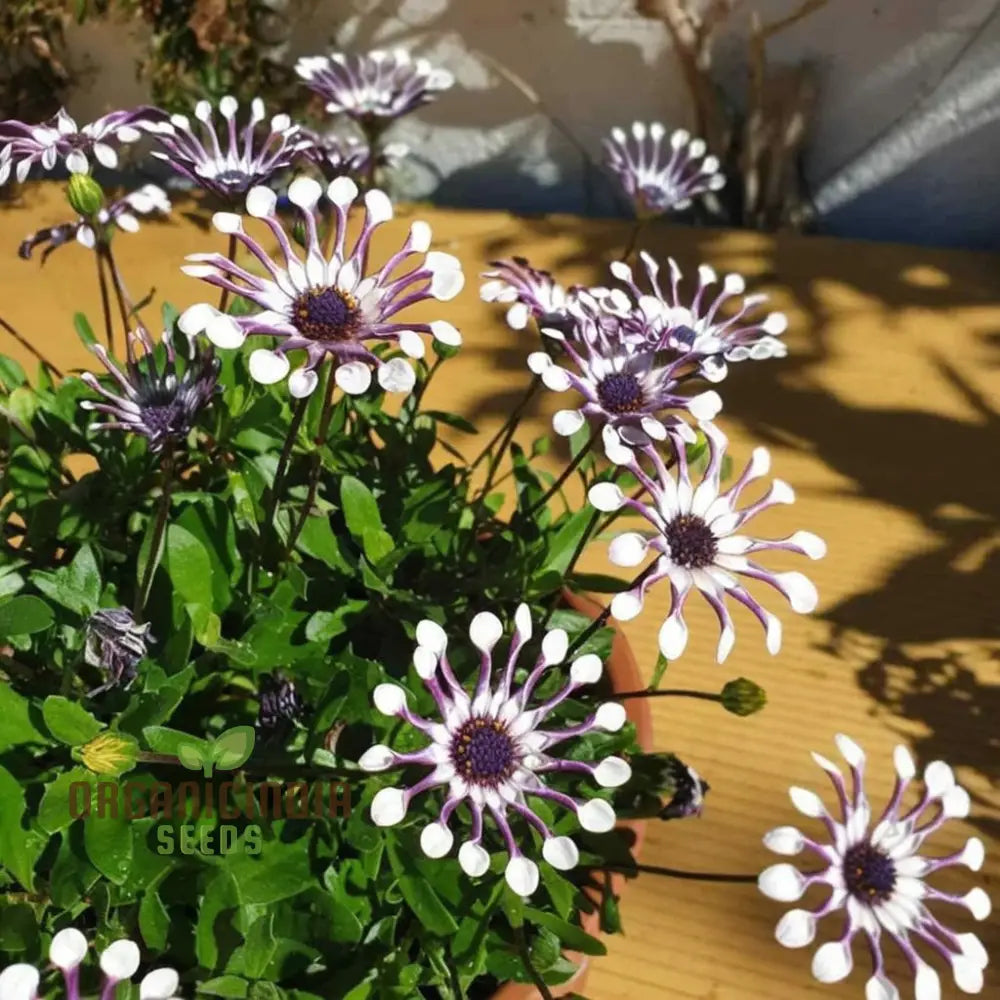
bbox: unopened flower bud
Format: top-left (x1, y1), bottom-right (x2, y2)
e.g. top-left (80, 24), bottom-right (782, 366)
top-left (75, 731), bottom-right (138, 776)
top-left (720, 676), bottom-right (767, 717)
top-left (66, 173), bottom-right (105, 217)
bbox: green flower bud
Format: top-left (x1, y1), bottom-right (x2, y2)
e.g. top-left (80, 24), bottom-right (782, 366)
top-left (720, 677), bottom-right (767, 717)
top-left (66, 173), bottom-right (105, 217)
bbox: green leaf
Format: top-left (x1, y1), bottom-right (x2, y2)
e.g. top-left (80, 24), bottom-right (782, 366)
top-left (340, 476), bottom-right (386, 541)
top-left (221, 836), bottom-right (315, 905)
top-left (0, 765), bottom-right (47, 889)
top-left (42, 696), bottom-right (103, 745)
top-left (0, 902), bottom-right (39, 953)
top-left (38, 768), bottom-right (96, 835)
top-left (536, 507), bottom-right (596, 581)
top-left (211, 726), bottom-right (256, 771)
top-left (73, 312), bottom-right (98, 348)
top-left (139, 876), bottom-right (171, 950)
top-left (242, 912), bottom-right (277, 980)
top-left (0, 594), bottom-right (54, 636)
top-left (386, 841), bottom-right (459, 936)
top-left (83, 806), bottom-right (132, 884)
top-left (523, 907), bottom-right (607, 956)
top-left (567, 572), bottom-right (630, 594)
top-left (0, 684), bottom-right (50, 752)
top-left (164, 522), bottom-right (216, 613)
top-left (142, 725), bottom-right (206, 757)
top-left (196, 870), bottom-right (241, 970)
top-left (198, 976), bottom-right (249, 998)
top-left (650, 653), bottom-right (669, 688)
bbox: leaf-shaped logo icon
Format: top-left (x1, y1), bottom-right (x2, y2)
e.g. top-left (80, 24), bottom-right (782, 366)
top-left (177, 740), bottom-right (210, 775)
top-left (211, 725), bottom-right (256, 771)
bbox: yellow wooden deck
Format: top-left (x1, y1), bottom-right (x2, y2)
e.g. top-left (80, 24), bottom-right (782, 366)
top-left (1, 186), bottom-right (997, 998)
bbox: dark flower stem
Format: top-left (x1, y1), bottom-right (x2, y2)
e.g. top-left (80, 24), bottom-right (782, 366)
top-left (523, 423), bottom-right (602, 518)
top-left (599, 862), bottom-right (758, 884)
top-left (101, 243), bottom-right (134, 336)
top-left (0, 314), bottom-right (63, 377)
top-left (94, 250), bottom-right (116, 351)
top-left (623, 217), bottom-right (647, 261)
top-left (565, 563), bottom-right (658, 658)
top-left (513, 924), bottom-right (555, 1000)
top-left (135, 448), bottom-right (175, 620)
top-left (467, 374), bottom-right (541, 474)
top-left (218, 233), bottom-right (237, 314)
top-left (265, 395), bottom-right (310, 526)
top-left (614, 688), bottom-right (721, 703)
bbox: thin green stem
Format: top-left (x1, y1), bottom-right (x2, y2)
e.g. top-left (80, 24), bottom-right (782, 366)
top-left (135, 448), bottom-right (175, 620)
top-left (512, 924), bottom-right (554, 1000)
top-left (565, 563), bottom-right (658, 658)
top-left (411, 355), bottom-right (444, 415)
top-left (0, 314), bottom-right (63, 378)
top-left (218, 232), bottom-right (237, 314)
top-left (284, 369), bottom-right (337, 559)
top-left (467, 374), bottom-right (541, 474)
top-left (523, 422), bottom-right (601, 518)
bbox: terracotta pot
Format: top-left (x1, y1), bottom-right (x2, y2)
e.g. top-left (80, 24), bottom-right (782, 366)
top-left (491, 589), bottom-right (654, 1000)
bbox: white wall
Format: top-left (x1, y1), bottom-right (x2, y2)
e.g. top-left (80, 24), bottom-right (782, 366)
top-left (61, 0), bottom-right (1000, 248)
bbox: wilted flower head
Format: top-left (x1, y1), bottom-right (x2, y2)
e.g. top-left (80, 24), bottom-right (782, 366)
top-left (606, 252), bottom-right (789, 383)
top-left (759, 735), bottom-right (990, 999)
top-left (80, 327), bottom-right (221, 454)
top-left (19, 185), bottom-right (171, 263)
top-left (143, 96), bottom-right (311, 199)
top-left (359, 606), bottom-right (631, 897)
top-left (296, 49), bottom-right (454, 129)
top-left (299, 127), bottom-right (408, 183)
top-left (179, 175), bottom-right (463, 398)
top-left (589, 422), bottom-right (825, 662)
top-left (660, 758), bottom-right (709, 820)
top-left (480, 257), bottom-right (574, 334)
top-left (0, 929), bottom-right (180, 1000)
top-left (0, 107), bottom-right (157, 183)
top-left (526, 290), bottom-right (722, 459)
top-left (603, 122), bottom-right (725, 217)
top-left (83, 606), bottom-right (155, 694)
top-left (256, 671), bottom-right (308, 740)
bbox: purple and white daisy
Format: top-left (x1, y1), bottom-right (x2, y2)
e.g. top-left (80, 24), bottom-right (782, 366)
top-left (299, 127), bottom-right (408, 182)
top-left (0, 107), bottom-right (156, 183)
top-left (480, 257), bottom-right (574, 333)
top-left (178, 175), bottom-right (464, 398)
top-left (603, 122), bottom-right (725, 217)
top-left (526, 291), bottom-right (722, 459)
top-left (588, 422), bottom-right (825, 662)
top-left (759, 735), bottom-right (990, 998)
top-left (143, 96), bottom-right (311, 199)
top-left (605, 252), bottom-right (789, 383)
top-left (80, 327), bottom-right (221, 454)
top-left (0, 929), bottom-right (180, 1000)
top-left (18, 185), bottom-right (171, 263)
top-left (359, 606), bottom-right (631, 897)
top-left (296, 49), bottom-right (454, 130)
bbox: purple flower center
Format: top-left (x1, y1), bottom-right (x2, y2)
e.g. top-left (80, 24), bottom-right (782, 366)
top-left (664, 514), bottom-right (717, 569)
top-left (135, 383), bottom-right (192, 440)
top-left (843, 843), bottom-right (897, 902)
top-left (451, 717), bottom-right (517, 785)
top-left (597, 372), bottom-right (645, 414)
top-left (638, 183), bottom-right (677, 213)
top-left (293, 286), bottom-right (360, 342)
